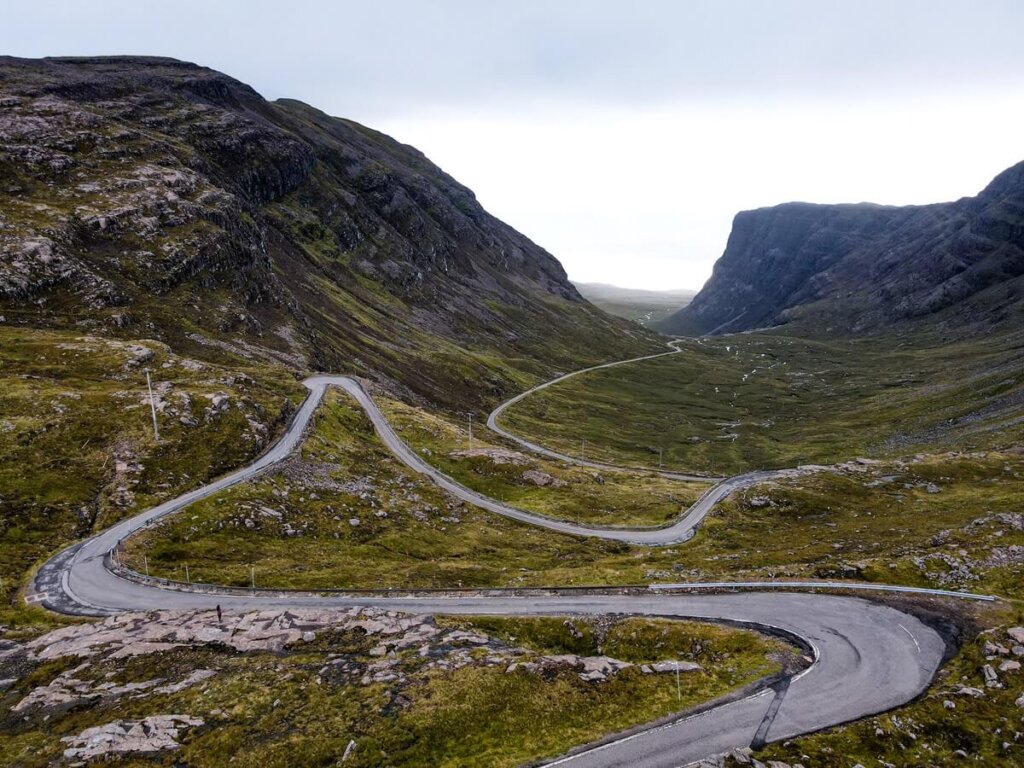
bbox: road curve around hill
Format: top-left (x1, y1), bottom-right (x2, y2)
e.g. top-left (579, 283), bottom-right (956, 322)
top-left (31, 349), bottom-right (956, 767)
top-left (340, 375), bottom-right (777, 545)
top-left (487, 340), bottom-right (720, 483)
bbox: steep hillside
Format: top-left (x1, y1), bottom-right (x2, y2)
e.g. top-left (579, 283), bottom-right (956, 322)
top-left (574, 282), bottom-right (695, 326)
top-left (659, 161), bottom-right (1024, 336)
top-left (0, 56), bottom-right (657, 407)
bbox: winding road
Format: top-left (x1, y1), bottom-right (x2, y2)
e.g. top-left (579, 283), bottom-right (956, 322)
top-left (29, 344), bottom-right (973, 767)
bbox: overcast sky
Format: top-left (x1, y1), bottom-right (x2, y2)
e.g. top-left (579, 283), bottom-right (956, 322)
top-left (5, 1), bottom-right (1024, 289)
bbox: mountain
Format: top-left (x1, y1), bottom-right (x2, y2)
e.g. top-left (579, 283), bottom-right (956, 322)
top-left (658, 161), bottom-right (1024, 336)
top-left (573, 282), bottom-right (695, 326)
top-left (0, 56), bottom-right (657, 406)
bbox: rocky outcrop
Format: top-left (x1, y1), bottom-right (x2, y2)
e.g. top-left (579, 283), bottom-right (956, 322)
top-left (60, 714), bottom-right (204, 761)
top-left (448, 447), bottom-right (531, 465)
top-left (13, 667), bottom-right (216, 714)
top-left (11, 607), bottom-right (444, 660)
top-left (660, 161), bottom-right (1024, 336)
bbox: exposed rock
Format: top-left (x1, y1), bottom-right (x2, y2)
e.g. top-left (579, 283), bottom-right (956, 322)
top-left (443, 630), bottom-right (491, 646)
top-left (13, 667), bottom-right (217, 714)
top-left (1007, 627), bottom-right (1024, 645)
top-left (61, 714), bottom-right (203, 760)
top-left (955, 685), bottom-right (985, 698)
top-left (984, 641), bottom-right (1010, 657)
top-left (449, 447), bottom-right (530, 466)
top-left (521, 469), bottom-right (566, 487)
top-left (342, 739), bottom-right (357, 761)
top-left (579, 656), bottom-right (633, 675)
top-left (152, 670), bottom-right (216, 696)
top-left (21, 608), bottom-right (441, 661)
top-left (660, 159), bottom-right (1024, 336)
top-left (982, 664), bottom-right (1000, 688)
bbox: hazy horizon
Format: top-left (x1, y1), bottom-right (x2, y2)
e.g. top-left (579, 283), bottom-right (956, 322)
top-left (5, 1), bottom-right (1024, 290)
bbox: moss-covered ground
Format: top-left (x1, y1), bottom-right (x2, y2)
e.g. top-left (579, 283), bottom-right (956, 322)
top-left (7, 319), bottom-right (1024, 764)
top-left (0, 613), bottom-right (792, 768)
top-left (124, 387), bottom-right (1023, 604)
top-left (379, 395), bottom-right (710, 528)
top-left (0, 326), bottom-right (303, 635)
top-left (499, 330), bottom-right (1024, 476)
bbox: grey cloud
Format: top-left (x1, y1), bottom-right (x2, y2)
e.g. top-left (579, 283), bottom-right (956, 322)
top-left (2, 1), bottom-right (1023, 119)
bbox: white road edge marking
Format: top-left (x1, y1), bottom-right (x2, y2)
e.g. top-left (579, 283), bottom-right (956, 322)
top-left (899, 623), bottom-right (921, 653)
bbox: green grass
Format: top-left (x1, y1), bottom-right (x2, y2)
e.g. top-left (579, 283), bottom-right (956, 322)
top-left (499, 330), bottom-right (1024, 476)
top-left (125, 389), bottom-right (1024, 601)
top-left (379, 395), bottom-right (711, 528)
top-left (0, 613), bottom-right (790, 768)
top-left (0, 326), bottom-right (303, 634)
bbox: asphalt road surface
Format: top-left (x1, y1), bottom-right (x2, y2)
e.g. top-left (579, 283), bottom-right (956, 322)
top-left (31, 350), bottom-right (962, 767)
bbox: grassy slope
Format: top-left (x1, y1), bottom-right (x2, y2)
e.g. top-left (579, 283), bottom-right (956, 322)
top-left (499, 330), bottom-right (1024, 476)
top-left (125, 390), bottom-right (1024, 601)
top-left (0, 326), bottom-right (304, 634)
top-left (123, 390), bottom-right (688, 589)
top-left (379, 395), bottom-right (710, 528)
top-left (0, 614), bottom-right (791, 768)
top-left (483, 321), bottom-right (1024, 767)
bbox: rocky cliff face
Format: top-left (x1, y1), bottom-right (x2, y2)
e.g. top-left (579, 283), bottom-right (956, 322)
top-left (0, 56), bottom-right (655, 405)
top-left (659, 161), bottom-right (1024, 336)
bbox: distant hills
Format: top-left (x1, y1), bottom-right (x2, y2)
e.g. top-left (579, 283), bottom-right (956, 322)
top-left (0, 56), bottom-right (657, 406)
top-left (658, 161), bottom-right (1024, 336)
top-left (573, 282), bottom-right (695, 326)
